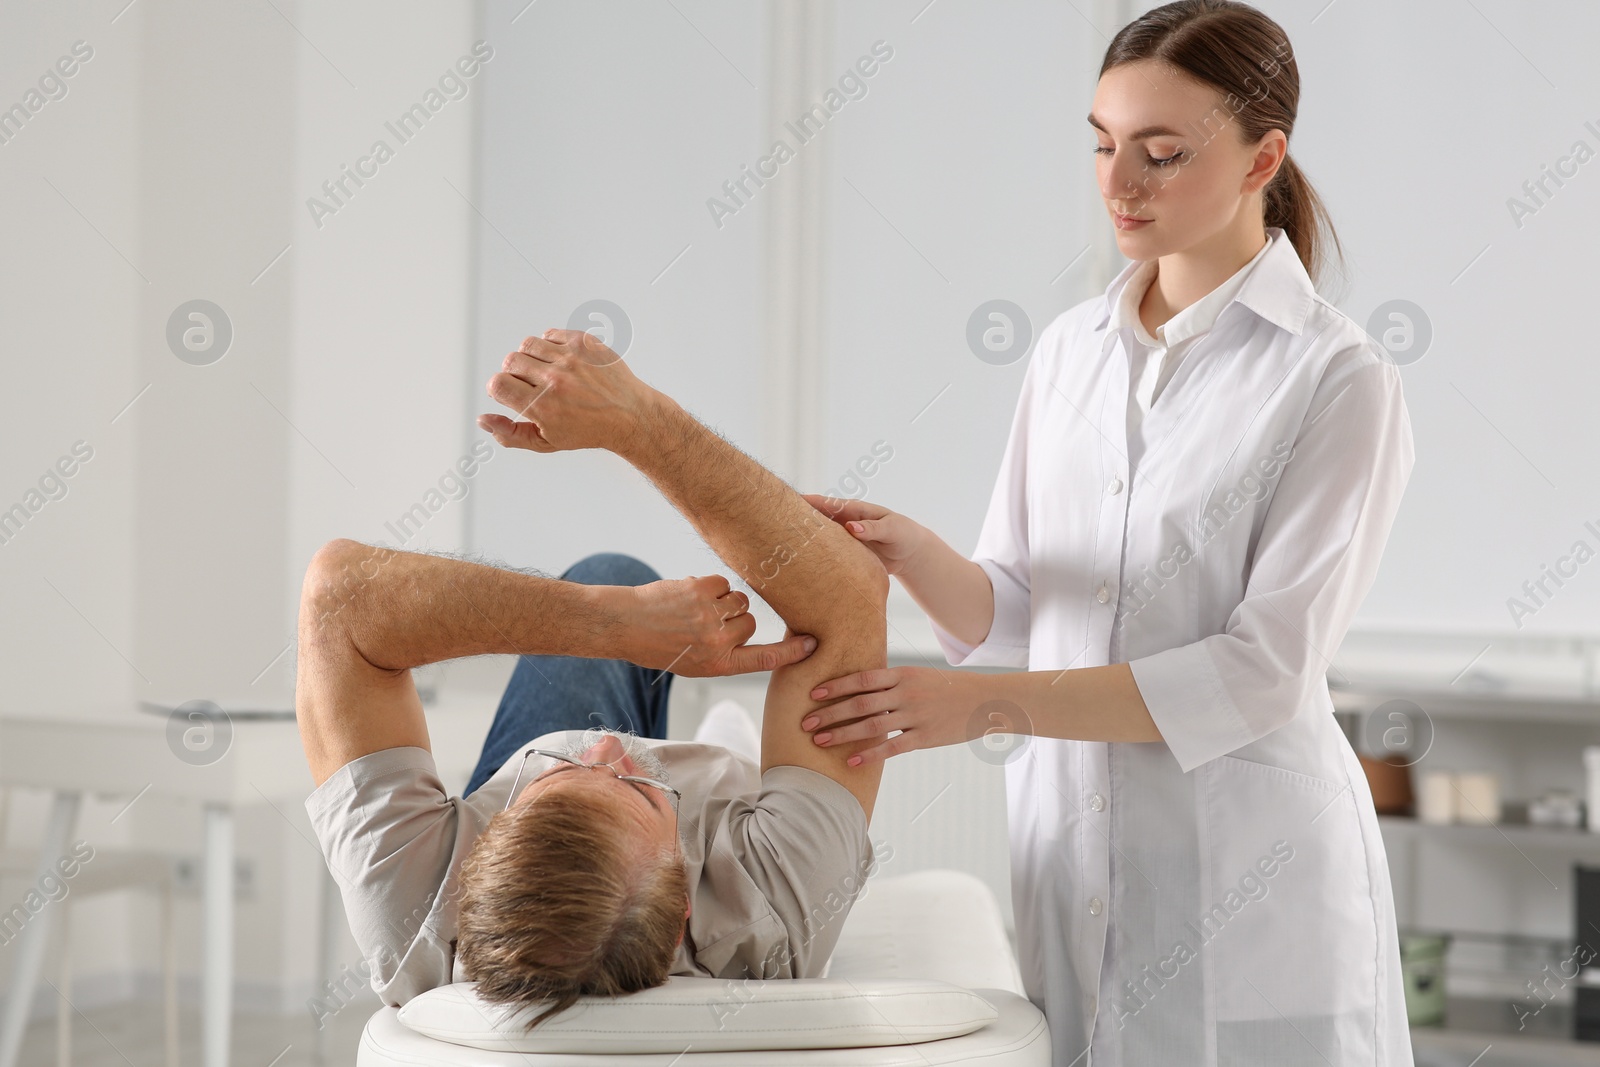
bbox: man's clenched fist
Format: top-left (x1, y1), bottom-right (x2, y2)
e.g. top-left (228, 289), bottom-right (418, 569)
top-left (479, 328), bottom-right (657, 455)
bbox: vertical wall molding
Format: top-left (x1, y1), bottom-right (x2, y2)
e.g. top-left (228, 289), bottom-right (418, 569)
top-left (759, 0), bottom-right (834, 489)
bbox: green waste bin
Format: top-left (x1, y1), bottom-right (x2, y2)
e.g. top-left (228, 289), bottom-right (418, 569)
top-left (1399, 932), bottom-right (1451, 1026)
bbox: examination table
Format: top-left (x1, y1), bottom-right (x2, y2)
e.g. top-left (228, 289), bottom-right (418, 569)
top-left (355, 867), bottom-right (1050, 1065)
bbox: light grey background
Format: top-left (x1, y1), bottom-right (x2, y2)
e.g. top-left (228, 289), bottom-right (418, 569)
top-left (468, 0), bottom-right (1600, 640)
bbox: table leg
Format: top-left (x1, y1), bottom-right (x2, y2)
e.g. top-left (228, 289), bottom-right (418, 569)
top-left (55, 902), bottom-right (69, 1067)
top-left (0, 791), bottom-right (81, 1067)
top-left (162, 883), bottom-right (178, 1067)
top-left (202, 804), bottom-right (233, 1067)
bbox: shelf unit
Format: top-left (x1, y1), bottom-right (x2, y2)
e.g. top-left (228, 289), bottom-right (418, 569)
top-left (1328, 628), bottom-right (1600, 1064)
top-left (1377, 815), bottom-right (1600, 858)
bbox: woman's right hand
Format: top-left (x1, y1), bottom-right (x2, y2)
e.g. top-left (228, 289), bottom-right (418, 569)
top-left (806, 494), bottom-right (997, 649)
top-left (801, 495), bottom-right (927, 577)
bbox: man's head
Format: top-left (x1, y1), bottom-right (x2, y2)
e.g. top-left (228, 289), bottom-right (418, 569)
top-left (456, 728), bottom-right (690, 1028)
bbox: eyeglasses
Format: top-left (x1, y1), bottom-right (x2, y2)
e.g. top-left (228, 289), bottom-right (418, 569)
top-left (504, 747), bottom-right (682, 818)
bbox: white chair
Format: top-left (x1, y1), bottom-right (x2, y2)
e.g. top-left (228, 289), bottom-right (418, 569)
top-left (0, 787), bottom-right (180, 1067)
top-left (355, 867), bottom-right (1050, 1065)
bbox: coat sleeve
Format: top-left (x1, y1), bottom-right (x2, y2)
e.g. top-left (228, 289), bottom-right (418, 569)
top-left (1127, 343), bottom-right (1416, 773)
top-left (929, 328), bottom-right (1047, 670)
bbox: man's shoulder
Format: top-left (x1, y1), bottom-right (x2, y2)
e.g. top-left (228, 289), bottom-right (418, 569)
top-left (653, 739), bottom-right (762, 791)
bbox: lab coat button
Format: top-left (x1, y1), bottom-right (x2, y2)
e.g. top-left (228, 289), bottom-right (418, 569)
top-left (1095, 583), bottom-right (1110, 604)
top-left (1089, 792), bottom-right (1106, 812)
top-left (1088, 896), bottom-right (1103, 916)
top-left (1107, 476), bottom-right (1123, 495)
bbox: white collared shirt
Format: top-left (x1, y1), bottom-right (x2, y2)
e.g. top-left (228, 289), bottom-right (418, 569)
top-left (932, 227), bottom-right (1416, 1066)
top-left (1111, 235), bottom-right (1273, 474)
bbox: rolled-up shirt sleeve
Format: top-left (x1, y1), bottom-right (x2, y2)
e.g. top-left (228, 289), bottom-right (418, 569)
top-left (304, 746), bottom-right (472, 1005)
top-left (1128, 345), bottom-right (1416, 773)
top-left (694, 766), bottom-right (876, 981)
top-left (930, 337), bottom-right (1044, 669)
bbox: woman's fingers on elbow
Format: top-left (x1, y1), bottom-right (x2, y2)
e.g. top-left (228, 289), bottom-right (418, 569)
top-left (842, 518), bottom-right (872, 540)
top-left (853, 731), bottom-right (915, 766)
top-left (845, 738), bottom-right (897, 767)
top-left (809, 674), bottom-right (853, 701)
top-left (810, 668), bottom-right (892, 701)
top-left (812, 720), bottom-right (863, 746)
top-left (801, 494), bottom-right (887, 526)
top-left (811, 705), bottom-right (894, 745)
top-left (807, 694), bottom-right (867, 730)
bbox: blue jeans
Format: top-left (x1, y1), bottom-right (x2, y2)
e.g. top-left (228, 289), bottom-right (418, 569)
top-left (463, 552), bottom-right (674, 797)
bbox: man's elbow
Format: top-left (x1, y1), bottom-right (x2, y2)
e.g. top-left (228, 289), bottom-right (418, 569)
top-left (860, 556), bottom-right (891, 608)
top-left (299, 539), bottom-right (394, 652)
top-left (863, 563), bottom-right (891, 647)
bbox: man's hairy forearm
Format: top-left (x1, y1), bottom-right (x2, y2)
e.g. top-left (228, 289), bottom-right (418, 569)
top-left (302, 540), bottom-right (617, 671)
top-left (620, 396), bottom-right (885, 633)
top-left (615, 393), bottom-right (888, 812)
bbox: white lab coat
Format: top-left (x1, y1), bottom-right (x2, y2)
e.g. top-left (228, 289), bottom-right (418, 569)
top-left (933, 227), bottom-right (1416, 1066)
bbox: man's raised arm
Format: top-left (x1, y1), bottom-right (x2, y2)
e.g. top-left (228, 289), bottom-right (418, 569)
top-left (480, 330), bottom-right (891, 821)
top-left (293, 545), bottom-right (818, 788)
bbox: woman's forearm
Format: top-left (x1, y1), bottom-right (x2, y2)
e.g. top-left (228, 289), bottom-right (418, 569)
top-left (1000, 662), bottom-right (1162, 744)
top-left (896, 533), bottom-right (997, 648)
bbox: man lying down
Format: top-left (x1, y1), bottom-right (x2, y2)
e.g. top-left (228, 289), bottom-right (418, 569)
top-left (294, 328), bottom-right (891, 1029)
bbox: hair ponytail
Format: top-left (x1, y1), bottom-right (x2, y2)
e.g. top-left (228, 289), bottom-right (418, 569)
top-left (1264, 153), bottom-right (1340, 290)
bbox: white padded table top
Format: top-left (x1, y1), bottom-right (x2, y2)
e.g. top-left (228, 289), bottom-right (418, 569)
top-left (359, 988), bottom-right (1049, 1066)
top-left (357, 867), bottom-right (1048, 1065)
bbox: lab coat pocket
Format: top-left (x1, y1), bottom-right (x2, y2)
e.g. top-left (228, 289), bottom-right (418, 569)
top-left (1200, 755), bottom-right (1378, 1026)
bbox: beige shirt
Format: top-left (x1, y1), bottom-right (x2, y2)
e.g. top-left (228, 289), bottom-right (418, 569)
top-left (305, 730), bottom-right (877, 1006)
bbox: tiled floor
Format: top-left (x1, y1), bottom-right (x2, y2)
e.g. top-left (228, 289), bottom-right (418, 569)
top-left (17, 1000), bottom-right (371, 1066)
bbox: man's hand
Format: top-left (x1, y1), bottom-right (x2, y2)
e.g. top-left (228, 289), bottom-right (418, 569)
top-left (606, 574), bottom-right (819, 678)
top-left (478, 329), bottom-right (657, 454)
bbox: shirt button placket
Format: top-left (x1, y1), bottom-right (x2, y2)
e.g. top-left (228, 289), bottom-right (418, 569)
top-left (1088, 790), bottom-right (1107, 916)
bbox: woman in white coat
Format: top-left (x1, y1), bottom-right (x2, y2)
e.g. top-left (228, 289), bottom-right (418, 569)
top-left (797, 2), bottom-right (1415, 1064)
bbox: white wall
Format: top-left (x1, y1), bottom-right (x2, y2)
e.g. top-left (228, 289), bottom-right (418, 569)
top-left (466, 0), bottom-right (773, 585)
top-left (0, 0), bottom-right (142, 722)
top-left (0, 0), bottom-right (484, 1019)
top-left (1265, 0), bottom-right (1600, 634)
top-left (468, 0), bottom-right (1600, 636)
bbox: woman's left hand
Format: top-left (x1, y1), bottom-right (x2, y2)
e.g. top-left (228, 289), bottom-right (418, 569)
top-left (799, 666), bottom-right (997, 766)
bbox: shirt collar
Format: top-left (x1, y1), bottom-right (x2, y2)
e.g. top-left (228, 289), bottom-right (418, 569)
top-left (1095, 226), bottom-right (1317, 355)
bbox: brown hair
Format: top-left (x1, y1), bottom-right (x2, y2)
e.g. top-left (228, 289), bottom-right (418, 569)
top-left (1100, 0), bottom-right (1345, 293)
top-left (456, 783), bottom-right (690, 1029)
